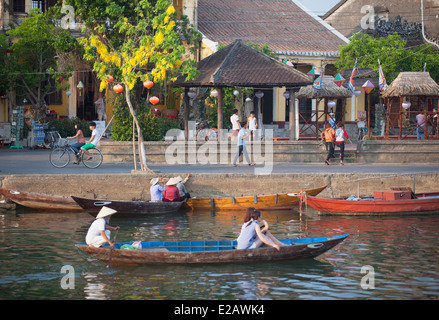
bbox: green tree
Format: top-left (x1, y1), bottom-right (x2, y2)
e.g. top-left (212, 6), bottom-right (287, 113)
top-left (79, 0), bottom-right (199, 171)
top-left (335, 33), bottom-right (439, 83)
top-left (5, 9), bottom-right (78, 121)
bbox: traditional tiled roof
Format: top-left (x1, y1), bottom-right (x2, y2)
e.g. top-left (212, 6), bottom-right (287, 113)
top-left (197, 0), bottom-right (348, 57)
top-left (173, 39), bottom-right (313, 88)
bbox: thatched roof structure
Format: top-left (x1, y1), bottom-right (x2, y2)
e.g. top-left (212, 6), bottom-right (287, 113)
top-left (382, 72), bottom-right (439, 97)
top-left (296, 75), bottom-right (351, 99)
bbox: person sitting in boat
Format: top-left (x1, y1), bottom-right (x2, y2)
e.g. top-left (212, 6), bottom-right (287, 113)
top-left (85, 206), bottom-right (120, 248)
top-left (174, 173), bottom-right (191, 200)
top-left (163, 177), bottom-right (185, 202)
top-left (150, 177), bottom-right (165, 202)
top-left (236, 208), bottom-right (287, 251)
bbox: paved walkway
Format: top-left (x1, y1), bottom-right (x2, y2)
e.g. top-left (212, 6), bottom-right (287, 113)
top-left (1, 148), bottom-right (439, 175)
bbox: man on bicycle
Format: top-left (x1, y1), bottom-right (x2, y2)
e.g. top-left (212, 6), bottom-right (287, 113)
top-left (76, 121), bottom-right (100, 163)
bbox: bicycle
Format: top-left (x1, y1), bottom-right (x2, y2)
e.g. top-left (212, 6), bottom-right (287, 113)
top-left (50, 137), bottom-right (103, 169)
top-left (195, 120), bottom-right (218, 141)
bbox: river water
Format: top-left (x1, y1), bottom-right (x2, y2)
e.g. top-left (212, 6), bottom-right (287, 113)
top-left (1, 207), bottom-right (439, 300)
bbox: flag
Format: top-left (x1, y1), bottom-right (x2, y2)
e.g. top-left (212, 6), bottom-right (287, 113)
top-left (348, 58), bottom-right (357, 94)
top-left (378, 59), bottom-right (388, 92)
top-left (313, 67), bottom-right (323, 92)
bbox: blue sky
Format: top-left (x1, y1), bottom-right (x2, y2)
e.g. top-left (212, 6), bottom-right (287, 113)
top-left (297, 0), bottom-right (340, 16)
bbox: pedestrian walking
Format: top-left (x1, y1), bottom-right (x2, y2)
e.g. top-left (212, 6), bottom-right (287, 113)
top-left (232, 122), bottom-right (256, 167)
top-left (321, 123), bottom-right (335, 165)
top-left (334, 122), bottom-right (352, 166)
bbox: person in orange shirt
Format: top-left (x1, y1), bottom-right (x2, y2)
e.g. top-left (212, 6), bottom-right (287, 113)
top-left (321, 123), bottom-right (335, 166)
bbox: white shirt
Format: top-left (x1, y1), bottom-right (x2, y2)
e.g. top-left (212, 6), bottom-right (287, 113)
top-left (248, 117), bottom-right (257, 130)
top-left (90, 129), bottom-right (100, 146)
top-left (230, 114), bottom-right (240, 130)
top-left (237, 220), bottom-right (258, 249)
top-left (86, 218), bottom-right (107, 244)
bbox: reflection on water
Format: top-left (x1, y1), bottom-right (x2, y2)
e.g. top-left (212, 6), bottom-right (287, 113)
top-left (0, 207), bottom-right (439, 300)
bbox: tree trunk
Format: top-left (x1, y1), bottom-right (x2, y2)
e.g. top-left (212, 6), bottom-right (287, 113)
top-left (124, 85), bottom-right (148, 171)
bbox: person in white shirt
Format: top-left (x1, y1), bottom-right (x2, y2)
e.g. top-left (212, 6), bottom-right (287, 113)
top-left (247, 111), bottom-right (258, 141)
top-left (80, 121), bottom-right (101, 161)
top-left (230, 109), bottom-right (240, 142)
top-left (86, 206), bottom-right (119, 248)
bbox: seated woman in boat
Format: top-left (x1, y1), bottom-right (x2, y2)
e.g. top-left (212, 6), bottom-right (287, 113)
top-left (236, 208), bottom-right (287, 251)
top-left (85, 206), bottom-right (120, 248)
top-left (162, 177), bottom-right (185, 202)
top-left (150, 177), bottom-right (165, 202)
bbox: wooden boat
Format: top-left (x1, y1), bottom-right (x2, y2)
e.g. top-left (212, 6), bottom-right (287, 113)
top-left (71, 195), bottom-right (184, 217)
top-left (0, 188), bottom-right (82, 211)
top-left (76, 233), bottom-right (349, 265)
top-left (305, 189), bottom-right (439, 215)
top-left (185, 185), bottom-right (327, 211)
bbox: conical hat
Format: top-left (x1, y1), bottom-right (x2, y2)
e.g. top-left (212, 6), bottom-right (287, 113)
top-left (96, 206), bottom-right (117, 219)
top-left (166, 177), bottom-right (180, 186)
top-left (150, 177), bottom-right (160, 185)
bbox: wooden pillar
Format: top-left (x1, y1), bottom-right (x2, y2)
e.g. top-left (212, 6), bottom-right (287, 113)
top-left (184, 87), bottom-right (190, 141)
top-left (367, 93), bottom-right (371, 139)
top-left (289, 89), bottom-right (296, 141)
top-left (217, 87), bottom-right (223, 139)
top-left (399, 96), bottom-right (403, 139)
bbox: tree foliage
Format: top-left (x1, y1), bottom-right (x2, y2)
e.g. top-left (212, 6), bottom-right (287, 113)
top-left (78, 0), bottom-right (200, 170)
top-left (2, 9), bottom-right (79, 121)
top-left (335, 33), bottom-right (439, 83)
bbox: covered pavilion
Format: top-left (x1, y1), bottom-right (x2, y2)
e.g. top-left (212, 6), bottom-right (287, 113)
top-left (172, 39), bottom-right (313, 141)
top-left (296, 75), bottom-right (351, 139)
top-left (381, 72), bottom-right (439, 139)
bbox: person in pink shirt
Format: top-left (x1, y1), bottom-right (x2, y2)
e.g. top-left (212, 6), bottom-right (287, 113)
top-left (334, 122), bottom-right (352, 166)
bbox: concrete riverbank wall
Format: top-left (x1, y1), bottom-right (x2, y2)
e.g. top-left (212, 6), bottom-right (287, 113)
top-left (98, 140), bottom-right (439, 164)
top-left (2, 172), bottom-right (439, 201)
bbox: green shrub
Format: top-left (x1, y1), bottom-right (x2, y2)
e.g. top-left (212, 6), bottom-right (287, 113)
top-left (111, 99), bottom-right (181, 141)
top-left (47, 118), bottom-right (92, 137)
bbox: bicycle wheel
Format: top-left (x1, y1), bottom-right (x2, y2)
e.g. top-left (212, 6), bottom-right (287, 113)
top-left (206, 128), bottom-right (218, 141)
top-left (50, 147), bottom-right (71, 168)
top-left (82, 148), bottom-right (103, 169)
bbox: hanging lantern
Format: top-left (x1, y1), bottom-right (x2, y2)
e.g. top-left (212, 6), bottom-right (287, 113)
top-left (362, 80), bottom-right (374, 94)
top-left (255, 91), bottom-right (264, 99)
top-left (307, 67), bottom-right (320, 80)
top-left (113, 84), bottom-right (123, 93)
top-left (333, 73), bottom-right (346, 87)
top-left (143, 80), bottom-right (154, 89)
top-left (233, 90), bottom-right (240, 96)
top-left (105, 75), bottom-right (114, 83)
top-left (77, 81), bottom-right (84, 97)
top-left (353, 89), bottom-right (361, 97)
top-left (210, 89), bottom-right (218, 97)
top-left (149, 96), bottom-right (159, 105)
top-left (402, 101), bottom-right (411, 110)
top-left (187, 91), bottom-right (197, 99)
top-left (328, 100), bottom-right (336, 109)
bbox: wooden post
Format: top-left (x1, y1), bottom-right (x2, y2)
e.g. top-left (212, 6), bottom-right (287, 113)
top-left (184, 88), bottom-right (190, 141)
top-left (399, 96), bottom-right (403, 139)
top-left (289, 89), bottom-right (296, 141)
top-left (217, 88), bottom-right (223, 139)
top-left (367, 93), bottom-right (371, 139)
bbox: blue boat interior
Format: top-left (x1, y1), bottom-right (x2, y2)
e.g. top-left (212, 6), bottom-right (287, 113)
top-left (104, 234), bottom-right (349, 253)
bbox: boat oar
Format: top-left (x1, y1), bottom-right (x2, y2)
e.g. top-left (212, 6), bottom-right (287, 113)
top-left (107, 229), bottom-right (119, 269)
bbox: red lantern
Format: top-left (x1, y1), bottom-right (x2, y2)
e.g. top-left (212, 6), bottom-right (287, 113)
top-left (113, 84), bottom-right (123, 93)
top-left (105, 75), bottom-right (114, 83)
top-left (149, 96), bottom-right (159, 105)
top-left (143, 80), bottom-right (154, 89)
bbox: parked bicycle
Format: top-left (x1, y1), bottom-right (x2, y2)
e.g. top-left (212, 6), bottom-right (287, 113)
top-left (195, 120), bottom-right (218, 141)
top-left (50, 136), bottom-right (103, 169)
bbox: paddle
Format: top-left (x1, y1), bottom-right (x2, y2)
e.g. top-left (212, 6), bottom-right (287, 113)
top-left (107, 229), bottom-right (119, 268)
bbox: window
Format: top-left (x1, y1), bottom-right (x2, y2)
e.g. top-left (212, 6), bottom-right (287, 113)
top-left (13, 0), bottom-right (26, 13)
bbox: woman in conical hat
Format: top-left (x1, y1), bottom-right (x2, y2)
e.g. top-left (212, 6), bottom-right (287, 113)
top-left (85, 206), bottom-right (120, 248)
